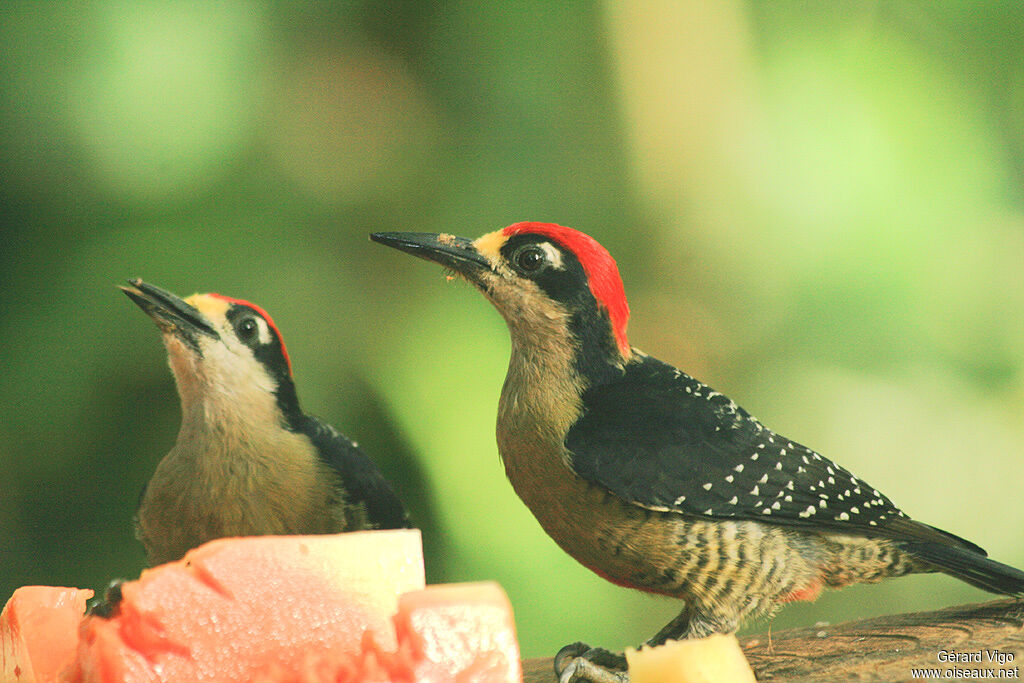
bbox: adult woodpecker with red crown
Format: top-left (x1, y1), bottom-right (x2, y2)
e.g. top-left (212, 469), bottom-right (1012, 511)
top-left (121, 279), bottom-right (409, 566)
top-left (372, 223), bottom-right (1024, 683)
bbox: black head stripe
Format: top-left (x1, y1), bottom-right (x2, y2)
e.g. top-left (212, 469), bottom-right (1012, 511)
top-left (225, 303), bottom-right (302, 424)
top-left (500, 234), bottom-right (622, 381)
top-left (500, 234), bottom-right (585, 299)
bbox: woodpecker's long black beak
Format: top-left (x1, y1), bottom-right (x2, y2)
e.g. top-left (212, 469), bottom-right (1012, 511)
top-left (370, 232), bottom-right (490, 276)
top-left (121, 279), bottom-right (219, 343)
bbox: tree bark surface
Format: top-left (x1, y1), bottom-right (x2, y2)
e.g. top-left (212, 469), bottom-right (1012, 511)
top-left (522, 598), bottom-right (1024, 682)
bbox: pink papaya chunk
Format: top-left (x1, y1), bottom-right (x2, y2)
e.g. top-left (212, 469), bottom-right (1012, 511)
top-left (8, 530), bottom-right (523, 683)
top-left (0, 585), bottom-right (94, 683)
top-left (397, 582), bottom-right (522, 683)
top-left (68, 530), bottom-right (424, 683)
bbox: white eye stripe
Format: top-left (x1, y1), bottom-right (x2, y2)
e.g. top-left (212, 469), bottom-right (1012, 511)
top-left (253, 316), bottom-right (272, 345)
top-left (538, 242), bottom-right (564, 269)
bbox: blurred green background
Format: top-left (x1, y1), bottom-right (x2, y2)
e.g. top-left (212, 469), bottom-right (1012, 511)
top-left (2, 0), bottom-right (1023, 658)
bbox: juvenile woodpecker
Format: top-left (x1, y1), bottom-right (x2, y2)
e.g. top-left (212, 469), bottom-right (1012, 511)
top-left (122, 279), bottom-right (409, 566)
top-left (372, 224), bottom-right (1024, 682)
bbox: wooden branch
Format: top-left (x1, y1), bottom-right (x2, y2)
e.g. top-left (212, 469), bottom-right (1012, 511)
top-left (522, 598), bottom-right (1024, 682)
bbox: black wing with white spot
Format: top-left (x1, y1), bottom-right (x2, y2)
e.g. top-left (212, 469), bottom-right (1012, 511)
top-left (567, 353), bottom-right (921, 538)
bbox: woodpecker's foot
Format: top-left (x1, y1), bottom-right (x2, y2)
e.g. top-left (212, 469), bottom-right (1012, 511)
top-left (86, 579), bottom-right (126, 618)
top-left (554, 642), bottom-right (629, 683)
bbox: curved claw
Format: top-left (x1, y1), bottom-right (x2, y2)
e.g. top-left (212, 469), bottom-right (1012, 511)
top-left (555, 642), bottom-right (592, 674)
top-left (86, 579), bottom-right (126, 618)
top-left (554, 642), bottom-right (629, 683)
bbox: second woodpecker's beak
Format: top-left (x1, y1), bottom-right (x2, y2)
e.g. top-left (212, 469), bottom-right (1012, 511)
top-left (121, 279), bottom-right (219, 346)
top-left (370, 232), bottom-right (490, 277)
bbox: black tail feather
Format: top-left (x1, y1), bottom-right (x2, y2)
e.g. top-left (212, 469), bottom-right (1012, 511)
top-left (902, 542), bottom-right (1024, 597)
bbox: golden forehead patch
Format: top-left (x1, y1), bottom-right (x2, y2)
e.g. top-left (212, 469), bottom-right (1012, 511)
top-left (472, 230), bottom-right (508, 265)
top-left (185, 293), bottom-right (230, 321)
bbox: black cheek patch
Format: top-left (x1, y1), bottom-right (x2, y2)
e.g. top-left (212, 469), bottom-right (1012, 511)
top-left (500, 234), bottom-right (623, 379)
top-left (225, 303), bottom-right (303, 425)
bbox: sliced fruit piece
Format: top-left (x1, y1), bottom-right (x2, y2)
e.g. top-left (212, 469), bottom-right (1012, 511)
top-left (0, 585), bottom-right (94, 683)
top-left (11, 531), bottom-right (522, 683)
top-left (626, 633), bottom-right (755, 683)
top-left (397, 582), bottom-right (521, 683)
top-left (69, 529), bottom-right (424, 682)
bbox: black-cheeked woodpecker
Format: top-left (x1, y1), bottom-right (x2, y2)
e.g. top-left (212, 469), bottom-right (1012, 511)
top-left (121, 279), bottom-right (409, 566)
top-left (372, 223), bottom-right (1024, 683)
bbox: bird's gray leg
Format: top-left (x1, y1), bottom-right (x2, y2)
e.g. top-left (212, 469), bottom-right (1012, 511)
top-left (645, 609), bottom-right (695, 647)
top-left (86, 579), bottom-right (126, 618)
top-left (645, 603), bottom-right (736, 645)
top-left (554, 642), bottom-right (629, 683)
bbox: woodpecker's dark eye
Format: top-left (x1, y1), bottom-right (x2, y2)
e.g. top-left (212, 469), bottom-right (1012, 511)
top-left (514, 245), bottom-right (546, 273)
top-left (236, 317), bottom-right (259, 344)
